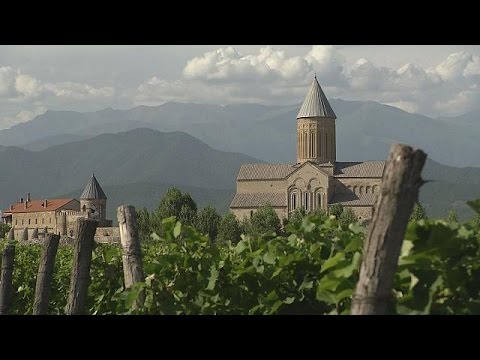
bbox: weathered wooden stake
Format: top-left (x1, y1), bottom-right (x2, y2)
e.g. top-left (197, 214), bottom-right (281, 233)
top-left (33, 234), bottom-right (60, 315)
top-left (66, 218), bottom-right (98, 315)
top-left (0, 243), bottom-right (15, 315)
top-left (117, 205), bottom-right (145, 309)
top-left (351, 144), bottom-right (427, 315)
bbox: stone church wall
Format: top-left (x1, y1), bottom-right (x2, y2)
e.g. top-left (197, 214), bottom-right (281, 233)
top-left (231, 207), bottom-right (288, 222)
top-left (237, 179), bottom-right (287, 193)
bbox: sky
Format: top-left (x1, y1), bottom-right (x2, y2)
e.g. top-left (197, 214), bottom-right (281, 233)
top-left (0, 45), bottom-right (479, 130)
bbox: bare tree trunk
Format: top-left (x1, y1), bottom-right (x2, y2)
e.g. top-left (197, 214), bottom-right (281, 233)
top-left (33, 234), bottom-right (60, 315)
top-left (351, 144), bottom-right (427, 315)
top-left (66, 219), bottom-right (98, 315)
top-left (117, 205), bottom-right (145, 310)
top-left (0, 243), bottom-right (15, 315)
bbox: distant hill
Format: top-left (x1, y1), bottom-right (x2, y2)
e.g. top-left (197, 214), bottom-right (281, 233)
top-left (2, 101), bottom-right (480, 168)
top-left (0, 128), bottom-right (258, 213)
top-left (58, 182), bottom-right (235, 224)
top-left (21, 134), bottom-right (92, 151)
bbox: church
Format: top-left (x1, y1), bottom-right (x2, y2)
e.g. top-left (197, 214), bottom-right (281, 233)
top-left (1, 174), bottom-right (119, 242)
top-left (230, 77), bottom-right (386, 223)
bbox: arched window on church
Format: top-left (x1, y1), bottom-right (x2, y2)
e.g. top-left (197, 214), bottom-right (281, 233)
top-left (305, 193), bottom-right (309, 212)
top-left (304, 132), bottom-right (308, 158)
top-left (366, 186), bottom-right (371, 194)
top-left (291, 193), bottom-right (297, 211)
top-left (317, 193), bottom-right (322, 208)
top-left (310, 132), bottom-right (315, 158)
top-left (82, 205), bottom-right (86, 213)
top-left (325, 132), bottom-right (328, 158)
top-left (318, 130), bottom-right (322, 157)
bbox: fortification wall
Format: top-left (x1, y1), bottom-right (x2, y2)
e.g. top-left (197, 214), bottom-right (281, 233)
top-left (94, 226), bottom-right (120, 244)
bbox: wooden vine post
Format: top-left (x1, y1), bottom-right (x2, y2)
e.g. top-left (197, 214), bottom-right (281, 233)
top-left (66, 218), bottom-right (98, 315)
top-left (33, 234), bottom-right (61, 315)
top-left (351, 144), bottom-right (427, 315)
top-left (0, 243), bottom-right (15, 315)
top-left (117, 205), bottom-right (145, 310)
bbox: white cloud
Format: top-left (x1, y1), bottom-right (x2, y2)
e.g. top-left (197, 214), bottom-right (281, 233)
top-left (464, 55), bottom-right (480, 77)
top-left (304, 45), bottom-right (347, 86)
top-left (43, 82), bottom-right (114, 100)
top-left (383, 100), bottom-right (419, 114)
top-left (0, 105), bottom-right (47, 130)
top-left (138, 46), bottom-right (480, 117)
top-left (433, 51), bottom-right (474, 82)
top-left (0, 66), bottom-right (16, 97)
top-left (2, 46), bottom-right (480, 129)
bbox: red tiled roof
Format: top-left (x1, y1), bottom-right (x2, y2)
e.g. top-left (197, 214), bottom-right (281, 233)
top-left (4, 199), bottom-right (78, 213)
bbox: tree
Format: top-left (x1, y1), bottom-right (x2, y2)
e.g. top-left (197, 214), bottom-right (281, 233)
top-left (195, 206), bottom-right (221, 242)
top-left (288, 208), bottom-right (306, 228)
top-left (329, 204), bottom-right (344, 218)
top-left (410, 202), bottom-right (428, 221)
top-left (339, 207), bottom-right (358, 227)
top-left (136, 207), bottom-right (162, 242)
top-left (157, 188), bottom-right (197, 226)
top-left (446, 209), bottom-right (459, 223)
top-left (246, 205), bottom-right (281, 236)
top-left (0, 223), bottom-right (11, 239)
top-left (217, 212), bottom-right (242, 244)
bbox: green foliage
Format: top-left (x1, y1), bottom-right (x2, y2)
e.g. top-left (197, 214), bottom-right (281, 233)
top-left (329, 204), bottom-right (344, 218)
top-left (410, 202), bottom-right (428, 221)
top-left (0, 223), bottom-right (11, 239)
top-left (289, 208), bottom-right (306, 228)
top-left (157, 187), bottom-right (198, 226)
top-left (2, 197), bottom-right (480, 315)
top-left (339, 208), bottom-right (357, 227)
top-left (245, 205), bottom-right (282, 237)
top-left (136, 207), bottom-right (162, 242)
top-left (195, 206), bottom-right (221, 242)
top-left (217, 212), bottom-right (242, 245)
top-left (446, 209), bottom-right (459, 223)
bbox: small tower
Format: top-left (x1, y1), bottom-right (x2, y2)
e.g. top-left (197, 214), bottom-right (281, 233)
top-left (80, 174), bottom-right (107, 223)
top-left (296, 76), bottom-right (337, 165)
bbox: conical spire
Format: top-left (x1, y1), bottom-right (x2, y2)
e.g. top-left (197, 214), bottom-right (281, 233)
top-left (80, 174), bottom-right (107, 200)
top-left (296, 76), bottom-right (337, 119)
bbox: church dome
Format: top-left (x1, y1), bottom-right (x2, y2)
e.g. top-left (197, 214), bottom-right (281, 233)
top-left (80, 174), bottom-right (107, 200)
top-left (297, 76), bottom-right (337, 119)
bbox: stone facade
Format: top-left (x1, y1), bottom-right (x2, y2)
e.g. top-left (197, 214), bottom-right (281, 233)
top-left (2, 175), bottom-right (120, 243)
top-left (230, 77), bottom-right (386, 223)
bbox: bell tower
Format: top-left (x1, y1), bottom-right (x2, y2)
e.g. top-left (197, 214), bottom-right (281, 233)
top-left (296, 76), bottom-right (337, 165)
top-left (80, 173), bottom-right (107, 223)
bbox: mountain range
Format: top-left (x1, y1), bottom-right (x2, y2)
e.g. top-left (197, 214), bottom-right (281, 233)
top-left (0, 100), bottom-right (479, 168)
top-left (0, 100), bottom-right (479, 222)
top-left (0, 127), bottom-right (479, 222)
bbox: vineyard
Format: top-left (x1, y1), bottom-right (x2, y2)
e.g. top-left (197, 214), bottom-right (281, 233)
top-left (1, 145), bottom-right (480, 315)
top-left (2, 201), bottom-right (480, 315)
